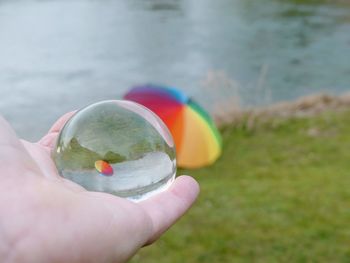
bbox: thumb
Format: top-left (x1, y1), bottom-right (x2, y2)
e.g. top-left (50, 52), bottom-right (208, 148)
top-left (38, 111), bottom-right (76, 150)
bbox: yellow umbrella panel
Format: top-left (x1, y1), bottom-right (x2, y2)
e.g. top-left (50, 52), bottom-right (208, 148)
top-left (176, 102), bottom-right (222, 169)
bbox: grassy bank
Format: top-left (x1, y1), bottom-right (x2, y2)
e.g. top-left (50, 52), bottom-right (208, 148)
top-left (131, 108), bottom-right (350, 262)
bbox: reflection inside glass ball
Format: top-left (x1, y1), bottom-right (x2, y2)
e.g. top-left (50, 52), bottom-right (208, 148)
top-left (52, 100), bottom-right (176, 201)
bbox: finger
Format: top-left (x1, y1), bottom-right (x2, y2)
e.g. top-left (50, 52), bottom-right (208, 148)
top-left (0, 115), bottom-right (40, 175)
top-left (38, 111), bottom-right (76, 149)
top-left (139, 175), bottom-right (200, 244)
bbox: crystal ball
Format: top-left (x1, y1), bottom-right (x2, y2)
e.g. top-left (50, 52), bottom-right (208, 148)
top-left (52, 100), bottom-right (176, 201)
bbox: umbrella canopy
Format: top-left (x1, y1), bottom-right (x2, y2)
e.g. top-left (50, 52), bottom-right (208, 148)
top-left (123, 84), bottom-right (222, 169)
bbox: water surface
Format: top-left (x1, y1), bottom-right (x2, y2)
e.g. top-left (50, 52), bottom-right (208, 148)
top-left (0, 0), bottom-right (349, 140)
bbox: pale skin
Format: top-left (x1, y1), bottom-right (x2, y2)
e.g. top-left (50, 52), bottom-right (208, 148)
top-left (0, 112), bottom-right (199, 263)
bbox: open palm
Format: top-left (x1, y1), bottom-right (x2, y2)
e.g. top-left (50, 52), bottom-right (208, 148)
top-left (0, 112), bottom-right (199, 263)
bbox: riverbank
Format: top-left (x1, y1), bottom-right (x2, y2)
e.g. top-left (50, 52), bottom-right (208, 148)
top-left (131, 101), bottom-right (350, 262)
top-left (214, 93), bottom-right (350, 128)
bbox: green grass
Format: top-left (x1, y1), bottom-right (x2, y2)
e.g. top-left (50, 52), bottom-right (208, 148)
top-left (130, 110), bottom-right (350, 263)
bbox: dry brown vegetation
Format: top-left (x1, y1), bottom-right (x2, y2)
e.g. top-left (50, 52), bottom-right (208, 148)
top-left (213, 93), bottom-right (350, 130)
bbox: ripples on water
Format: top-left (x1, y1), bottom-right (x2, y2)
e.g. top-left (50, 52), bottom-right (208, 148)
top-left (0, 0), bottom-right (349, 140)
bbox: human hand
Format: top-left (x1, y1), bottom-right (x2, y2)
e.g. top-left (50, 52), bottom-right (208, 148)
top-left (0, 112), bottom-right (199, 263)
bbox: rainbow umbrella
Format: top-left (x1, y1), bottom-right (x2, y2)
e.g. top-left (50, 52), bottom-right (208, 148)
top-left (123, 84), bottom-right (222, 169)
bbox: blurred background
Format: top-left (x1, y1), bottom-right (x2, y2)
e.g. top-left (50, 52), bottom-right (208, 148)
top-left (0, 0), bottom-right (350, 140)
top-left (1, 0), bottom-right (350, 262)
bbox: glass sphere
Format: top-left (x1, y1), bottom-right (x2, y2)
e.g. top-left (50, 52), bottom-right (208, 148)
top-left (52, 100), bottom-right (176, 201)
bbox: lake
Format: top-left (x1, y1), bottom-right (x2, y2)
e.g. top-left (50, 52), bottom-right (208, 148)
top-left (0, 0), bottom-right (349, 140)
